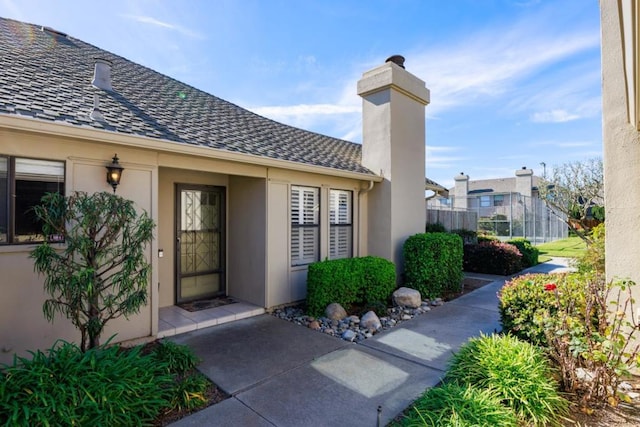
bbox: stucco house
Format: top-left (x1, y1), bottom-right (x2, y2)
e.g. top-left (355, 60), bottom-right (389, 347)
top-left (600, 2), bottom-right (640, 293)
top-left (0, 18), bottom-right (432, 363)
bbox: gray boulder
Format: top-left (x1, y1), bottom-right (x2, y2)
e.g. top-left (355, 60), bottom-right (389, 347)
top-left (361, 310), bottom-right (382, 332)
top-left (393, 287), bottom-right (422, 308)
top-left (325, 302), bottom-right (347, 321)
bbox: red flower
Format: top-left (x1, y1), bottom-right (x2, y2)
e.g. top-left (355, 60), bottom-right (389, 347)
top-left (544, 283), bottom-right (557, 291)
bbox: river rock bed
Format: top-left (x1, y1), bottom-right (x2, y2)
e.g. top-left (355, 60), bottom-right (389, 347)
top-left (270, 298), bottom-right (444, 343)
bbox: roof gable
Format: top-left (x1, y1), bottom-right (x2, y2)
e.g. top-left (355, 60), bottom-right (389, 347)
top-left (0, 18), bottom-right (374, 175)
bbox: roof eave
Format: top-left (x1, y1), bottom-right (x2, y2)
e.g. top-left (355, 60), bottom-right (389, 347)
top-left (0, 114), bottom-right (382, 182)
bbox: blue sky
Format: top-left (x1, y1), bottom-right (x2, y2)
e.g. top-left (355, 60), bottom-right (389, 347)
top-left (0, 0), bottom-right (602, 189)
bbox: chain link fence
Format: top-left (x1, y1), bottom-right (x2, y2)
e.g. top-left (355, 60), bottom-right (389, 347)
top-left (427, 193), bottom-right (567, 243)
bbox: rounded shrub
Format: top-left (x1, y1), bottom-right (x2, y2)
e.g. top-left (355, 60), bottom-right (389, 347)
top-left (446, 334), bottom-right (568, 426)
top-left (399, 383), bottom-right (518, 427)
top-left (498, 272), bottom-right (585, 346)
top-left (463, 241), bottom-right (523, 275)
top-left (306, 256), bottom-right (395, 317)
top-left (403, 232), bottom-right (463, 299)
top-left (506, 238), bottom-right (539, 268)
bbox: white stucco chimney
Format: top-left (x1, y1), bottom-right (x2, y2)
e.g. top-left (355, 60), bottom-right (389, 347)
top-left (357, 55), bottom-right (430, 277)
top-left (92, 59), bottom-right (113, 91)
top-left (453, 173), bottom-right (469, 210)
top-left (515, 166), bottom-right (533, 198)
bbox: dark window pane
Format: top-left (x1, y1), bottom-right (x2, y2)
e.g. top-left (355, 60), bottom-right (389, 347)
top-left (14, 158), bottom-right (64, 243)
top-left (0, 157), bottom-right (7, 243)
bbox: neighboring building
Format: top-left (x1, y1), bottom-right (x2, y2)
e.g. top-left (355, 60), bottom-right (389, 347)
top-left (428, 168), bottom-right (567, 242)
top-left (600, 2), bottom-right (640, 287)
top-left (0, 18), bottom-right (431, 363)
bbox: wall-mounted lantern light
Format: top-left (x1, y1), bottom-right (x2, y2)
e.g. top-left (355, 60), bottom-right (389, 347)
top-left (106, 154), bottom-right (124, 193)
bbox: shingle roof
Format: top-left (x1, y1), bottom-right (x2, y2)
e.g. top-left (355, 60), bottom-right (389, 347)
top-left (0, 18), bottom-right (375, 175)
top-left (425, 177), bottom-right (448, 196)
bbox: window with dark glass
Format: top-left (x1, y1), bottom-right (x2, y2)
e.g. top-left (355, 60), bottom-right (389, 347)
top-left (0, 156), bottom-right (65, 244)
top-left (329, 189), bottom-right (352, 260)
top-left (493, 195), bottom-right (505, 206)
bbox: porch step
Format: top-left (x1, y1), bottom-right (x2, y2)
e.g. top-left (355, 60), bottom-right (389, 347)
top-left (158, 302), bottom-right (265, 338)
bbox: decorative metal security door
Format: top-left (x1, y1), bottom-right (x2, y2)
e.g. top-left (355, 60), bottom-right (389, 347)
top-left (176, 185), bottom-right (225, 303)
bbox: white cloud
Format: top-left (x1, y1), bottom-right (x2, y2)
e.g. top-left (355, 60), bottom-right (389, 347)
top-left (123, 14), bottom-right (204, 39)
top-left (531, 109), bottom-right (581, 123)
top-left (241, 4), bottom-right (600, 144)
top-left (425, 145), bottom-right (466, 168)
top-left (528, 140), bottom-right (595, 148)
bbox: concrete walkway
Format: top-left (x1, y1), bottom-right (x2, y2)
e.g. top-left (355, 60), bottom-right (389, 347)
top-left (169, 258), bottom-right (573, 427)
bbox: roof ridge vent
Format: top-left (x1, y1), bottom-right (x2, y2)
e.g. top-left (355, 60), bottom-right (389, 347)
top-left (92, 58), bottom-right (113, 91)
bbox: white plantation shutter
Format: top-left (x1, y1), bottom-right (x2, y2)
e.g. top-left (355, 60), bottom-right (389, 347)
top-left (329, 189), bottom-right (352, 259)
top-left (291, 186), bottom-right (319, 266)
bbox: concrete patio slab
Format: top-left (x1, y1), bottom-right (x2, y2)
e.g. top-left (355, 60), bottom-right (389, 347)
top-left (169, 314), bottom-right (349, 395)
top-left (235, 344), bottom-right (443, 427)
top-left (170, 397), bottom-right (274, 427)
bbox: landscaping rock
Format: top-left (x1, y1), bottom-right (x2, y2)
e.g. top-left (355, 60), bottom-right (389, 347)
top-left (325, 303), bottom-right (347, 321)
top-left (361, 311), bottom-right (382, 331)
top-left (341, 330), bottom-right (356, 341)
top-left (393, 287), bottom-right (422, 308)
top-left (308, 320), bottom-right (320, 330)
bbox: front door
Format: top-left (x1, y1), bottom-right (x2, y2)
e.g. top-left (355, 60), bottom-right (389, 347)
top-left (176, 184), bottom-right (225, 304)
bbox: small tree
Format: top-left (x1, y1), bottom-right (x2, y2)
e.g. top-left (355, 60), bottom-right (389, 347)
top-left (30, 191), bottom-right (155, 351)
top-left (538, 158), bottom-right (603, 244)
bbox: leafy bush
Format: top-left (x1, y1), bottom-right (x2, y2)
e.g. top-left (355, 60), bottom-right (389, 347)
top-left (152, 339), bottom-right (200, 374)
top-left (498, 273), bottom-right (584, 345)
top-left (395, 383), bottom-right (518, 427)
top-left (506, 238), bottom-right (539, 268)
top-left (403, 233), bottom-right (463, 299)
top-left (0, 341), bottom-right (173, 426)
top-left (477, 234), bottom-right (499, 243)
top-left (306, 256), bottom-right (396, 317)
top-left (425, 222), bottom-right (446, 233)
top-left (446, 334), bottom-right (568, 426)
top-left (30, 191), bottom-right (155, 351)
top-left (451, 228), bottom-right (477, 244)
top-left (463, 241), bottom-right (522, 275)
top-left (171, 372), bottom-right (210, 412)
top-left (576, 223), bottom-right (605, 275)
top-left (543, 274), bottom-right (640, 408)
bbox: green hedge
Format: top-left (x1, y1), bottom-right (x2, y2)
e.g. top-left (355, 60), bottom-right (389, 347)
top-left (403, 233), bottom-right (463, 299)
top-left (306, 256), bottom-right (396, 317)
top-left (506, 238), bottom-right (539, 268)
top-left (425, 222), bottom-right (447, 233)
top-left (463, 241), bottom-right (522, 275)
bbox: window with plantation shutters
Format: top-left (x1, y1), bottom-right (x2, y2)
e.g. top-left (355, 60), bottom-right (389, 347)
top-left (329, 189), bottom-right (352, 260)
top-left (291, 185), bottom-right (319, 266)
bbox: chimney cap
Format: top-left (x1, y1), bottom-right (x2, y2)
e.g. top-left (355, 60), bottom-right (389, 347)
top-left (385, 55), bottom-right (405, 69)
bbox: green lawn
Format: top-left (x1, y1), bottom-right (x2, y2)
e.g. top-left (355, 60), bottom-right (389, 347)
top-left (536, 237), bottom-right (586, 262)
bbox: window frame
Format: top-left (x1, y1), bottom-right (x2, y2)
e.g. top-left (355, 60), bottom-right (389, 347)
top-left (290, 185), bottom-right (320, 267)
top-left (328, 188), bottom-right (353, 260)
top-left (479, 195), bottom-right (491, 208)
top-left (493, 194), bottom-right (505, 207)
top-left (0, 155), bottom-right (66, 245)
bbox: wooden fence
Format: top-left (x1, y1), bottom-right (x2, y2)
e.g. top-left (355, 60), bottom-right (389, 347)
top-left (426, 208), bottom-right (477, 231)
